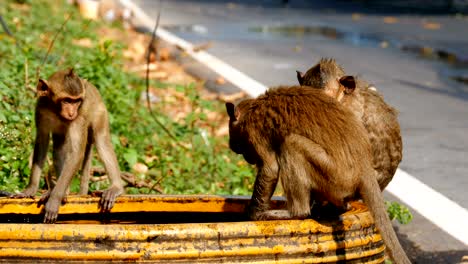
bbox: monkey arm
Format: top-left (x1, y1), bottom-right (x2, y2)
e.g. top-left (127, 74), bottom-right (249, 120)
top-left (248, 150), bottom-right (281, 220)
top-left (42, 154), bottom-right (83, 223)
top-left (92, 111), bottom-right (124, 211)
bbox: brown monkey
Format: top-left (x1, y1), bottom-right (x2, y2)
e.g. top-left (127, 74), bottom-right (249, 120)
top-left (15, 69), bottom-right (124, 223)
top-left (226, 86), bottom-right (410, 264)
top-left (297, 58), bottom-right (402, 190)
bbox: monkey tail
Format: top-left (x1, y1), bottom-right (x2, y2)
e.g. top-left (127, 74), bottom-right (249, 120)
top-left (359, 173), bottom-right (411, 264)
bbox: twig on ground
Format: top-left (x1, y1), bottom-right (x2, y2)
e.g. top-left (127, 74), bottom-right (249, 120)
top-left (147, 172), bottom-right (169, 194)
top-left (24, 58), bottom-right (35, 93)
top-left (36, 13), bottom-right (72, 80)
top-left (91, 167), bottom-right (164, 194)
top-left (192, 41), bottom-right (212, 52)
top-left (144, 1), bottom-right (189, 149)
top-left (0, 15), bottom-right (13, 37)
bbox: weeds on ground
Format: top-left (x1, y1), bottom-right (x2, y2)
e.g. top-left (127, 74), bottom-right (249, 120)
top-left (0, 0), bottom-right (255, 195)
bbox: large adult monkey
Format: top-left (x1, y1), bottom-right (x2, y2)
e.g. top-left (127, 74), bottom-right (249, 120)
top-left (297, 58), bottom-right (402, 190)
top-left (226, 86), bottom-right (410, 264)
top-left (14, 69), bottom-right (124, 223)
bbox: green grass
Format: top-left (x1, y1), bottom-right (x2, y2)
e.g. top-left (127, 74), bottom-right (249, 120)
top-left (0, 0), bottom-right (255, 195)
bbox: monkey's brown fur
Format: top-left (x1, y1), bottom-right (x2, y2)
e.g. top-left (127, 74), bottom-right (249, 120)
top-left (226, 86), bottom-right (410, 264)
top-left (15, 69), bottom-right (124, 223)
top-left (297, 58), bottom-right (402, 190)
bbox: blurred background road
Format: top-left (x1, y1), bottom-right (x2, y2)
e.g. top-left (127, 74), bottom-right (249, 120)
top-left (129, 0), bottom-right (468, 262)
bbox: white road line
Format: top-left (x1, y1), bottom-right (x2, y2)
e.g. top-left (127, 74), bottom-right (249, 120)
top-left (387, 169), bottom-right (468, 246)
top-left (121, 0), bottom-right (266, 97)
top-left (121, 0), bottom-right (468, 246)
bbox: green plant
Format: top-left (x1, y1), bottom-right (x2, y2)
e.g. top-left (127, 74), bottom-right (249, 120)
top-left (386, 201), bottom-right (413, 225)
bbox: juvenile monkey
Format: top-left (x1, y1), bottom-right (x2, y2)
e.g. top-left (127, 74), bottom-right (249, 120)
top-left (297, 58), bottom-right (402, 190)
top-left (15, 69), bottom-right (124, 223)
top-left (226, 86), bottom-right (410, 264)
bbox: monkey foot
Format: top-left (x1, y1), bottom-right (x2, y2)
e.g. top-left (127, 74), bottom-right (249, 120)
top-left (11, 189), bottom-right (37, 199)
top-left (11, 193), bottom-right (35, 199)
top-left (251, 210), bottom-right (295, 221)
top-left (0, 190), bottom-right (13, 197)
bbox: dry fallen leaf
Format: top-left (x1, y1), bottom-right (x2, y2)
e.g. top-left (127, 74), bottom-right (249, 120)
top-left (422, 21), bottom-right (441, 30)
top-left (72, 38), bottom-right (93, 48)
top-left (380, 41), bottom-right (389, 48)
top-left (127, 63), bottom-right (158, 72)
top-left (133, 163), bottom-right (149, 174)
top-left (216, 76), bottom-right (227, 85)
top-left (383, 16), bottom-right (398, 24)
top-left (149, 71), bottom-right (169, 79)
top-left (159, 47), bottom-right (171, 61)
top-left (145, 155), bottom-right (159, 164)
top-left (119, 136), bottom-right (128, 147)
top-left (218, 91), bottom-right (246, 102)
top-left (421, 46), bottom-right (433, 56)
top-left (192, 42), bottom-right (213, 52)
top-left (352, 13), bottom-right (362, 21)
top-left (123, 40), bottom-right (147, 61)
top-left (78, 0), bottom-right (99, 20)
top-left (215, 124), bottom-right (229, 137)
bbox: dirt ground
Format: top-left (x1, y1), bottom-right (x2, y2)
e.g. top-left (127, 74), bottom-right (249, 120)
top-left (90, 25), bottom-right (247, 137)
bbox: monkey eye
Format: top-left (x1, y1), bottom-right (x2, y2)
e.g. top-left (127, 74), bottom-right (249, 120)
top-left (63, 98), bottom-right (82, 104)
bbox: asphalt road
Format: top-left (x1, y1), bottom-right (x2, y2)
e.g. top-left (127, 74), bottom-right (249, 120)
top-left (130, 0), bottom-right (468, 262)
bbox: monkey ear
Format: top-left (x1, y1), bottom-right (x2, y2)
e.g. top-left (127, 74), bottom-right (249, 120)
top-left (296, 70), bottom-right (304, 85)
top-left (36, 79), bottom-right (49, 97)
top-left (66, 67), bottom-right (76, 78)
top-left (339, 76), bottom-right (356, 94)
top-left (225, 102), bottom-right (237, 121)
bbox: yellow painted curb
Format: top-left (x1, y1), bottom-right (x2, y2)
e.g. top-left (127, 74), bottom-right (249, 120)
top-left (0, 195), bottom-right (384, 263)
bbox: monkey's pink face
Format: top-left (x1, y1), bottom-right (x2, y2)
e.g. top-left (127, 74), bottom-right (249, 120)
top-left (60, 98), bottom-right (82, 121)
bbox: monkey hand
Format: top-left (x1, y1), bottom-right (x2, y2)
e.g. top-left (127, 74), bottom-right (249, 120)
top-left (98, 185), bottom-right (124, 212)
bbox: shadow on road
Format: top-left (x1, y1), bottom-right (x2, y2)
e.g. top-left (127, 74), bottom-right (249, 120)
top-left (397, 78), bottom-right (468, 102)
top-left (396, 227), bottom-right (468, 263)
top-left (194, 0), bottom-right (468, 15)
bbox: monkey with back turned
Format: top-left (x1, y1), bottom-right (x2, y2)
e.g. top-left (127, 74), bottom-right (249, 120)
top-left (14, 69), bottom-right (124, 223)
top-left (226, 85), bottom-right (410, 264)
top-left (297, 58), bottom-right (402, 190)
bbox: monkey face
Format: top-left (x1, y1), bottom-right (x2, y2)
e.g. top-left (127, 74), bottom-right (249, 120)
top-left (228, 125), bottom-right (259, 165)
top-left (36, 69), bottom-right (86, 122)
top-left (60, 97), bottom-right (82, 121)
top-left (226, 103), bottom-right (256, 164)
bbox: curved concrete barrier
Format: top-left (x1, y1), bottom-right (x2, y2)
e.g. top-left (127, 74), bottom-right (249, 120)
top-left (0, 195), bottom-right (385, 263)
